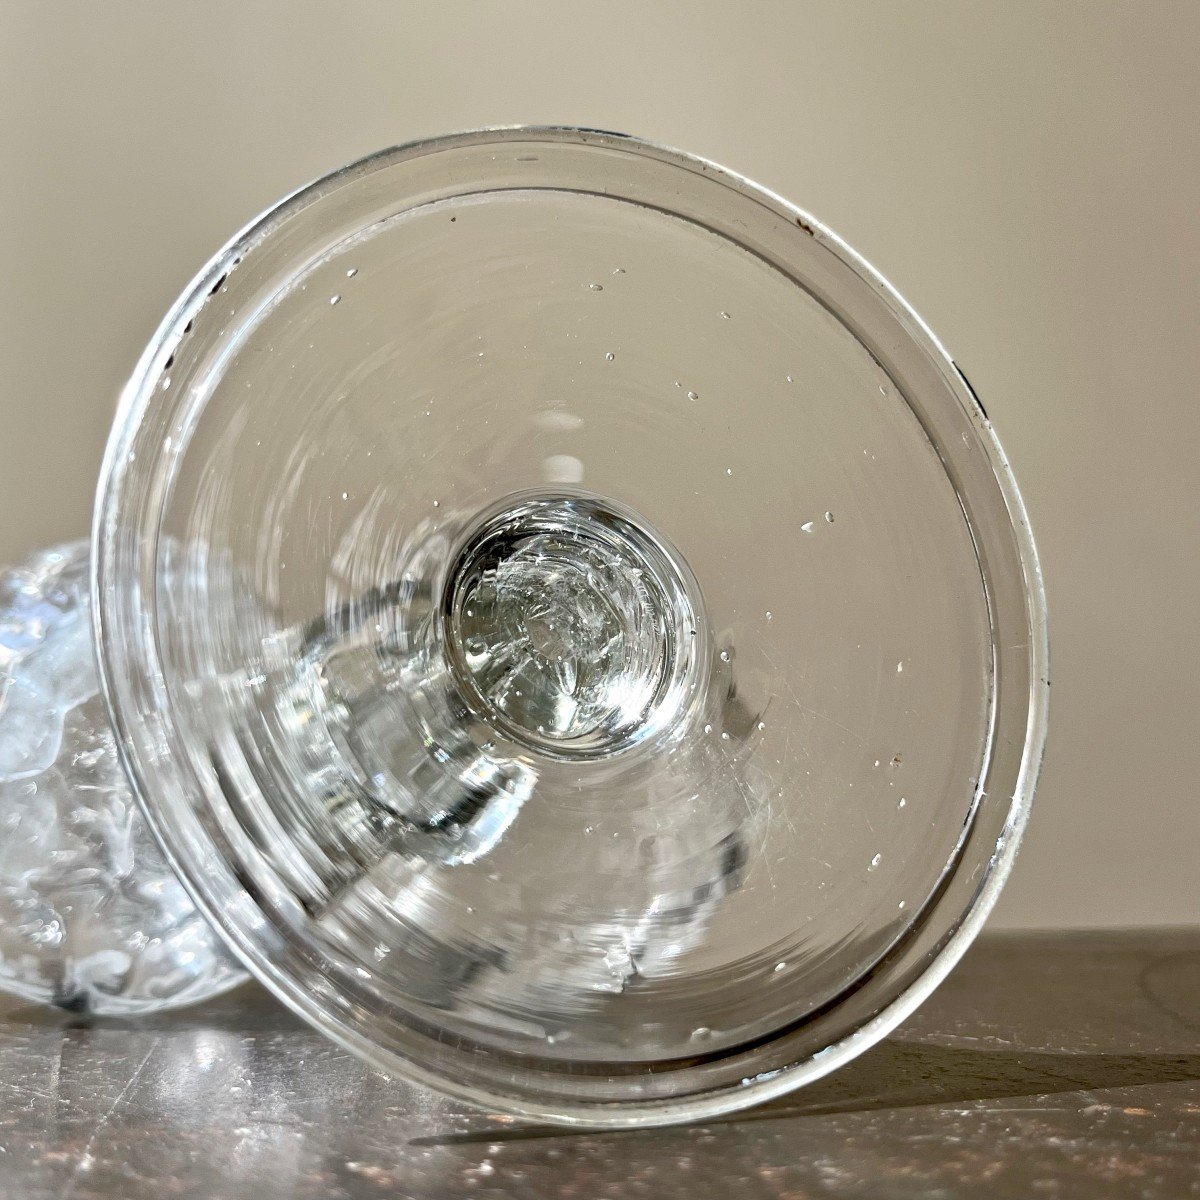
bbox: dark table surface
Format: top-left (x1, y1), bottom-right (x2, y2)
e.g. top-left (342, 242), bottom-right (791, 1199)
top-left (1, 928), bottom-right (1197, 1200)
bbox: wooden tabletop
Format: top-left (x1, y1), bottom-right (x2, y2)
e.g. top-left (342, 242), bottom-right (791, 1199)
top-left (1, 928), bottom-right (1197, 1199)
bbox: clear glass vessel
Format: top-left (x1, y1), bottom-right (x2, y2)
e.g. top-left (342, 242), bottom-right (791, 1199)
top-left (89, 128), bottom-right (1047, 1127)
top-left (0, 540), bottom-right (245, 1013)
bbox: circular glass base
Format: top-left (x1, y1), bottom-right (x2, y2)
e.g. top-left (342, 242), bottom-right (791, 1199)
top-left (92, 129), bottom-right (1047, 1126)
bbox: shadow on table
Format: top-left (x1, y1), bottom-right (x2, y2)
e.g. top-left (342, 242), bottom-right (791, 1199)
top-left (6, 973), bottom-right (1197, 1148)
top-left (411, 1040), bottom-right (1200, 1146)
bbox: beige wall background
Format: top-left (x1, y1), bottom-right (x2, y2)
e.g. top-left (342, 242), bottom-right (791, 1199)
top-left (1, 2), bottom-right (1196, 929)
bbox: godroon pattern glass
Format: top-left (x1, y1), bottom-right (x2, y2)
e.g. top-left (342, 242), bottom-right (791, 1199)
top-left (92, 128), bottom-right (1048, 1127)
top-left (0, 540), bottom-right (246, 1013)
